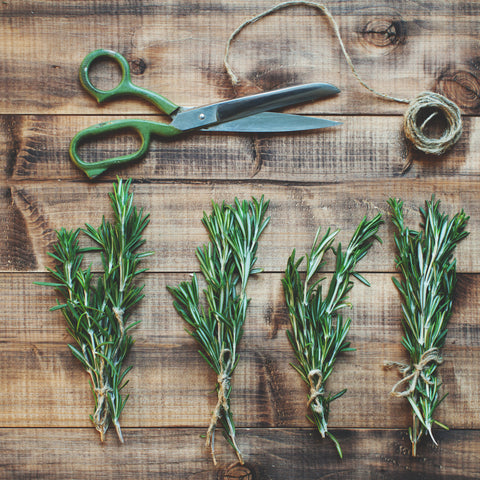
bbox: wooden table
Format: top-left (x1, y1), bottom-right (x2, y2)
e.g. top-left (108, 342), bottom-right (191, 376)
top-left (1, 1), bottom-right (479, 478)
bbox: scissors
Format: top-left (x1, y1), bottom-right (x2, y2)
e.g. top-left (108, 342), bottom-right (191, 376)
top-left (70, 49), bottom-right (341, 178)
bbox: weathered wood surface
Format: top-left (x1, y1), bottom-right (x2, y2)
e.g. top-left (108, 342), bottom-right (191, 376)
top-left (1, 273), bottom-right (479, 430)
top-left (3, 115), bottom-right (480, 182)
top-left (1, 1), bottom-right (480, 115)
top-left (1, 180), bottom-right (478, 273)
top-left (1, 0), bottom-right (480, 478)
top-left (1, 428), bottom-right (479, 480)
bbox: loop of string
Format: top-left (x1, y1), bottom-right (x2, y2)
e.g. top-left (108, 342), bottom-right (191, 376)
top-left (403, 92), bottom-right (463, 156)
top-left (93, 361), bottom-right (113, 400)
top-left (224, 1), bottom-right (463, 162)
top-left (94, 385), bottom-right (113, 397)
top-left (307, 369), bottom-right (325, 415)
top-left (385, 347), bottom-right (443, 397)
top-left (206, 348), bottom-right (236, 464)
top-left (92, 381), bottom-right (113, 440)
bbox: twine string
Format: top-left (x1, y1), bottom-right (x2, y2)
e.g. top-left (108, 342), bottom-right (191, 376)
top-left (94, 385), bottom-right (113, 397)
top-left (92, 383), bottom-right (114, 440)
top-left (385, 347), bottom-right (443, 397)
top-left (206, 349), bottom-right (232, 445)
top-left (307, 369), bottom-right (325, 415)
top-left (403, 91), bottom-right (463, 155)
top-left (224, 1), bottom-right (463, 158)
top-left (206, 348), bottom-right (244, 465)
top-left (225, 0), bottom-right (409, 104)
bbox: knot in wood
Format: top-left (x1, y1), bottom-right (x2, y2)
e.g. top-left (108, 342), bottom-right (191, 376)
top-left (130, 58), bottom-right (147, 75)
top-left (361, 18), bottom-right (406, 48)
top-left (222, 462), bottom-right (255, 480)
top-left (438, 68), bottom-right (480, 111)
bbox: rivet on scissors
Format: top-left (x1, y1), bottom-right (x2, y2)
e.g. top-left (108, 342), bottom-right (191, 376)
top-left (199, 113), bottom-right (206, 120)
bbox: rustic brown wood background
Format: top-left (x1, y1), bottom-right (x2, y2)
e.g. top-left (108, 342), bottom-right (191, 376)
top-left (1, 1), bottom-right (480, 478)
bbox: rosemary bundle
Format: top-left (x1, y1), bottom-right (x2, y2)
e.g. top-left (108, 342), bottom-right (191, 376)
top-left (387, 197), bottom-right (468, 456)
top-left (38, 178), bottom-right (151, 442)
top-left (168, 197), bottom-right (270, 465)
top-left (282, 214), bottom-right (383, 457)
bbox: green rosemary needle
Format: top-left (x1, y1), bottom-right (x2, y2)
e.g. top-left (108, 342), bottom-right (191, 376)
top-left (168, 196), bottom-right (270, 465)
top-left (37, 178), bottom-right (151, 442)
top-left (387, 197), bottom-right (469, 456)
top-left (282, 214), bottom-right (383, 458)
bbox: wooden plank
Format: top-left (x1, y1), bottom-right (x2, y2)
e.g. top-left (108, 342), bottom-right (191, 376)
top-left (0, 180), bottom-right (477, 273)
top-left (1, 1), bottom-right (480, 114)
top-left (1, 273), bottom-right (478, 429)
top-left (3, 114), bottom-right (480, 182)
top-left (1, 427), bottom-right (479, 479)
top-left (2, 1), bottom-right (480, 477)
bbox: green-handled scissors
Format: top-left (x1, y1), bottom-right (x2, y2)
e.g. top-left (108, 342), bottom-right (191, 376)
top-left (70, 49), bottom-right (341, 178)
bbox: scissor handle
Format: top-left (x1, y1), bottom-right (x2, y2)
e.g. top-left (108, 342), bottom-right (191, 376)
top-left (79, 49), bottom-right (179, 115)
top-left (69, 119), bottom-right (182, 178)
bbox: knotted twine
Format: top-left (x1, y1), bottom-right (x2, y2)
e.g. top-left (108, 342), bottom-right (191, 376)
top-left (92, 361), bottom-right (114, 440)
top-left (206, 348), bottom-right (243, 465)
top-left (307, 369), bottom-right (325, 417)
top-left (385, 347), bottom-right (443, 397)
top-left (224, 1), bottom-right (463, 171)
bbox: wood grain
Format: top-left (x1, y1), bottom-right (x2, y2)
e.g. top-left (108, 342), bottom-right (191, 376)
top-left (1, 427), bottom-right (479, 479)
top-left (0, 180), bottom-right (477, 273)
top-left (1, 1), bottom-right (480, 115)
top-left (1, 273), bottom-right (478, 430)
top-left (2, 1), bottom-right (480, 477)
top-left (3, 114), bottom-right (480, 182)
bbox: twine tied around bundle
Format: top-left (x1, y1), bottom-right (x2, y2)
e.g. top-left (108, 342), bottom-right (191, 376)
top-left (224, 1), bottom-right (463, 170)
top-left (385, 347), bottom-right (443, 397)
top-left (206, 349), bottom-right (232, 446)
top-left (307, 369), bottom-right (325, 416)
top-left (92, 361), bottom-right (113, 400)
top-left (94, 384), bottom-right (113, 398)
top-left (206, 348), bottom-right (243, 465)
top-left (92, 382), bottom-right (114, 441)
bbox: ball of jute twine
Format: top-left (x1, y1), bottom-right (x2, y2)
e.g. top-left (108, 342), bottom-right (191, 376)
top-left (224, 1), bottom-right (463, 171)
top-left (403, 91), bottom-right (462, 153)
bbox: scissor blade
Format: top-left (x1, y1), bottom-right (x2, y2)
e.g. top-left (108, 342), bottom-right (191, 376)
top-left (170, 83), bottom-right (340, 131)
top-left (216, 83), bottom-right (340, 122)
top-left (201, 112), bottom-right (341, 133)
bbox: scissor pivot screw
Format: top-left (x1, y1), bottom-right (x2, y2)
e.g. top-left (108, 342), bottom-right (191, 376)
top-left (199, 113), bottom-right (206, 120)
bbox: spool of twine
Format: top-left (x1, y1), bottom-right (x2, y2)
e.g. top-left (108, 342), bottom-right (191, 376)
top-left (224, 1), bottom-right (463, 170)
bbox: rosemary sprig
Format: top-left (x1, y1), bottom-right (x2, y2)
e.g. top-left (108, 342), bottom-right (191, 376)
top-left (282, 214), bottom-right (383, 458)
top-left (168, 196), bottom-right (270, 465)
top-left (37, 178), bottom-right (151, 442)
top-left (387, 197), bottom-right (468, 456)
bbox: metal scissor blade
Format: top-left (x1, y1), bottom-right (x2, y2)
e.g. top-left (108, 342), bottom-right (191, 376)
top-left (170, 83), bottom-right (340, 131)
top-left (216, 83), bottom-right (340, 122)
top-left (201, 112), bottom-right (341, 133)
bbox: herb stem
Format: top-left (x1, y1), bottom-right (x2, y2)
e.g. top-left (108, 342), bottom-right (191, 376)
top-left (283, 214), bottom-right (383, 458)
top-left (168, 196), bottom-right (270, 464)
top-left (37, 178), bottom-right (151, 442)
top-left (387, 196), bottom-right (468, 455)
